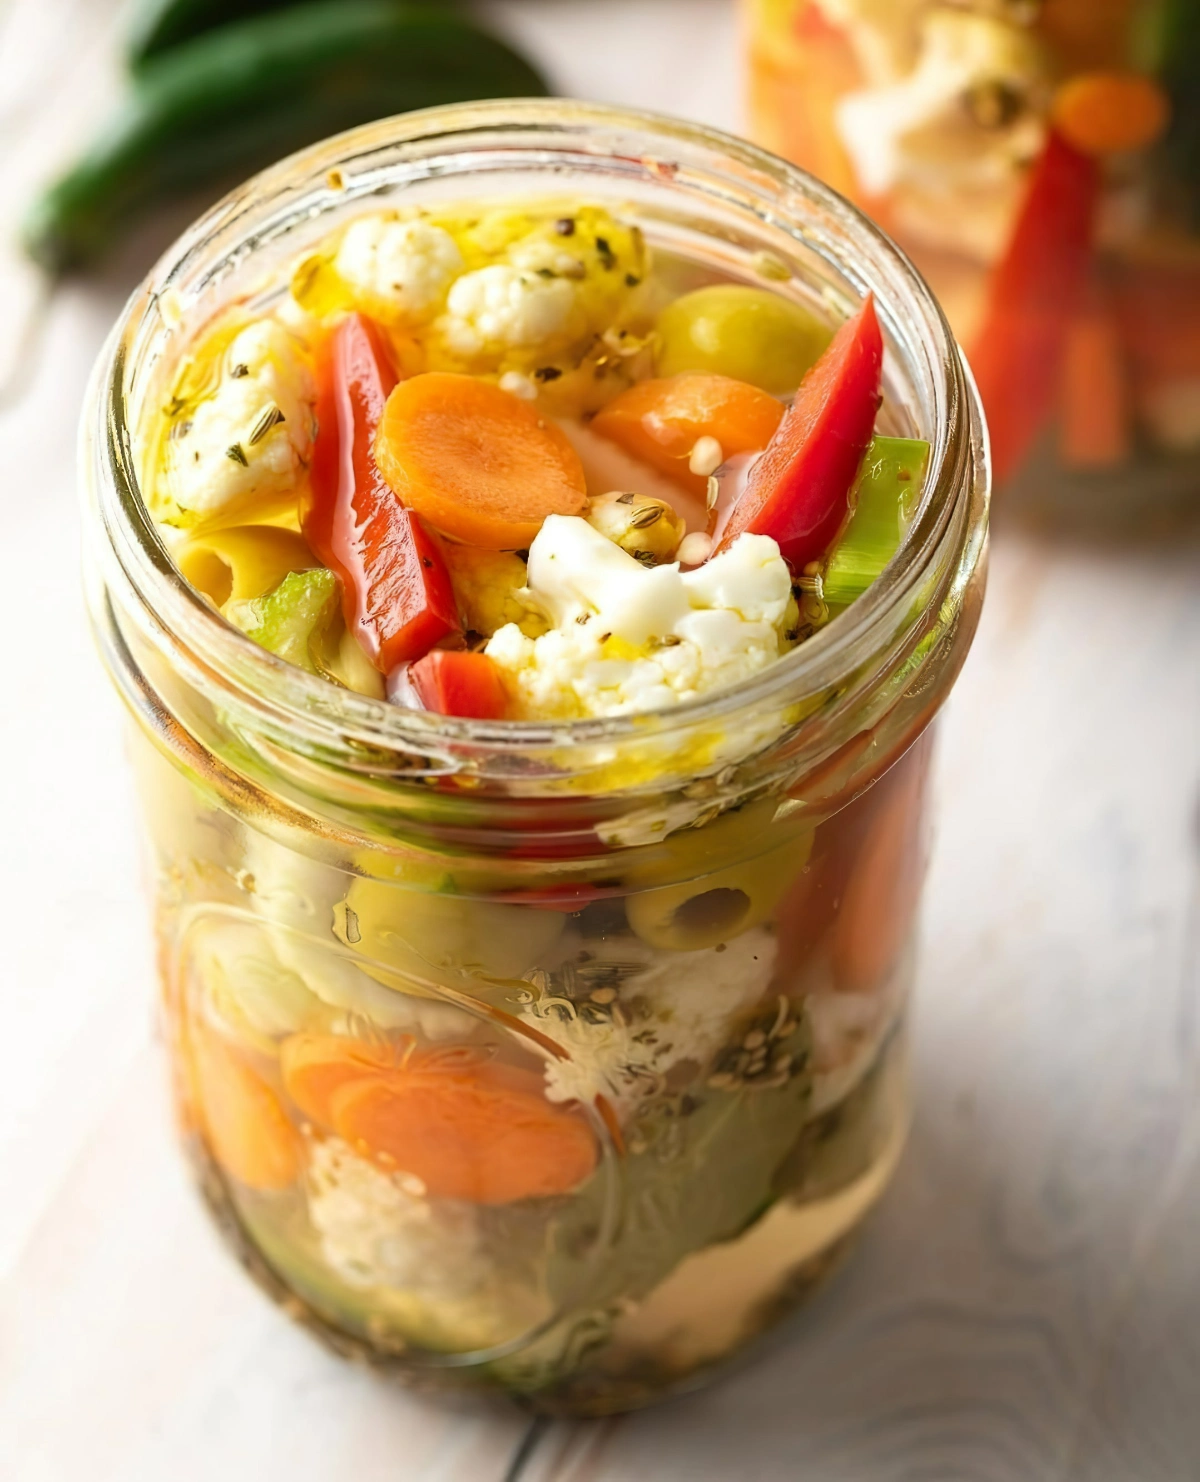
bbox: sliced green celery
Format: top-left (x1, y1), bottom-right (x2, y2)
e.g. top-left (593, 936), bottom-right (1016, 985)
top-left (823, 436), bottom-right (930, 611)
top-left (230, 566), bottom-right (339, 673)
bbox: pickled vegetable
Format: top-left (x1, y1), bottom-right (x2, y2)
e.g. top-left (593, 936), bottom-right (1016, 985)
top-left (231, 567), bottom-right (339, 672)
top-left (192, 1026), bottom-right (301, 1191)
top-left (591, 373), bottom-right (784, 497)
top-left (305, 312), bottom-right (461, 671)
top-left (717, 296), bottom-right (883, 569)
top-left (584, 491), bottom-right (686, 564)
top-left (374, 373), bottom-right (588, 549)
top-left (655, 284), bottom-right (831, 395)
top-left (409, 649), bottom-right (509, 719)
top-left (968, 132), bottom-right (1098, 483)
top-left (626, 828), bottom-right (812, 951)
top-left (328, 1055), bottom-right (598, 1204)
top-left (822, 437), bottom-right (930, 609)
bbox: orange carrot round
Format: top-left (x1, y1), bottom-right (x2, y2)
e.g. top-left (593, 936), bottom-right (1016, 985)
top-left (1052, 73), bottom-right (1170, 157)
top-left (374, 373), bottom-right (587, 549)
top-left (193, 1029), bottom-right (301, 1192)
top-left (832, 759), bottom-right (927, 994)
top-left (590, 373), bottom-right (784, 496)
top-left (280, 1032), bottom-right (398, 1128)
top-left (330, 1057), bottom-right (598, 1204)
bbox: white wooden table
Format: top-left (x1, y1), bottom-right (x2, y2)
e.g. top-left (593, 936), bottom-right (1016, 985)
top-left (2, 3), bottom-right (1198, 1478)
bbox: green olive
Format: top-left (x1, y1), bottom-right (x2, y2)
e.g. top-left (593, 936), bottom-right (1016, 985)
top-left (655, 285), bottom-right (831, 396)
top-left (625, 829), bottom-right (813, 951)
top-left (338, 878), bottom-right (566, 989)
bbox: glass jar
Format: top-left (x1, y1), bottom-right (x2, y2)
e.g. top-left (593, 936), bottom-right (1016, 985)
top-left (746, 0), bottom-right (1200, 519)
top-left (81, 100), bottom-right (988, 1415)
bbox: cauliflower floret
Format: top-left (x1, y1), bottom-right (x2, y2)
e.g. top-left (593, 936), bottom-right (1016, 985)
top-left (424, 204), bottom-right (646, 375)
top-left (159, 319), bottom-right (315, 527)
top-left (807, 983), bottom-right (903, 1113)
top-left (438, 544), bottom-right (547, 638)
top-left (834, 9), bottom-right (1050, 260)
top-left (523, 928), bottom-right (777, 1115)
top-left (436, 264), bottom-right (581, 362)
top-left (307, 1137), bottom-right (482, 1294)
top-left (485, 516), bottom-right (794, 719)
top-left (239, 831), bottom-right (477, 1040)
top-left (507, 236), bottom-right (591, 279)
top-left (333, 215), bottom-right (464, 323)
top-left (191, 919), bottom-right (320, 1047)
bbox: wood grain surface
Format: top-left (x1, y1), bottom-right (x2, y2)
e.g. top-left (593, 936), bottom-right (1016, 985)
top-left (1, 3), bottom-right (1197, 1478)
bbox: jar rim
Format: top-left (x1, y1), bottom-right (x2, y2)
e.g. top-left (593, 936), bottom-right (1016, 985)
top-left (88, 97), bottom-right (987, 765)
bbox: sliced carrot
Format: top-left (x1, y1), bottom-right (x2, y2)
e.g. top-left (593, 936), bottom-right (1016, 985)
top-left (330, 1057), bottom-right (598, 1204)
top-left (591, 373), bottom-right (785, 497)
top-left (1059, 277), bottom-right (1131, 468)
top-left (193, 1029), bottom-right (301, 1191)
top-left (1052, 72), bottom-right (1170, 157)
top-left (280, 1032), bottom-right (399, 1129)
top-left (374, 373), bottom-right (587, 549)
top-left (832, 746), bottom-right (929, 995)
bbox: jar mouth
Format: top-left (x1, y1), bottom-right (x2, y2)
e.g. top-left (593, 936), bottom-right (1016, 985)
top-left (90, 98), bottom-right (986, 763)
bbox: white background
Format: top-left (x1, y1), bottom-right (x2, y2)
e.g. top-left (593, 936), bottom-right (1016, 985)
top-left (1, 1), bottom-right (1199, 1478)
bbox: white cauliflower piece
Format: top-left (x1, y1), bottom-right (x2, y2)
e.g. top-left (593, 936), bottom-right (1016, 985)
top-left (436, 264), bottom-right (580, 361)
top-left (806, 974), bottom-right (905, 1113)
top-left (637, 927), bottom-right (778, 1064)
top-left (307, 1137), bottom-right (482, 1295)
top-left (485, 516), bottom-right (793, 719)
top-left (833, 9), bottom-right (1049, 259)
top-left (164, 319), bottom-right (315, 525)
top-left (506, 236), bottom-right (589, 279)
top-left (523, 928), bottom-right (776, 1115)
top-left (269, 918), bottom-right (476, 1040)
top-left (837, 11), bottom-right (1046, 197)
top-left (240, 831), bottom-right (477, 1040)
top-left (333, 215), bottom-right (463, 322)
top-left (191, 919), bottom-right (320, 1043)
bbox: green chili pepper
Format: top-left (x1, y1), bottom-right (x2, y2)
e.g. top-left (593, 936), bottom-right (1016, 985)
top-left (23, 2), bottom-right (548, 273)
top-left (822, 436), bottom-right (930, 610)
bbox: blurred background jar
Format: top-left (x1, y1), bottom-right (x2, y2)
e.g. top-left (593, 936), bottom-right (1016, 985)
top-left (746, 0), bottom-right (1200, 515)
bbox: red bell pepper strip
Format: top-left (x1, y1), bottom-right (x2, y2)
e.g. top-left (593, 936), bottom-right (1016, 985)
top-left (409, 649), bottom-right (509, 720)
top-left (715, 295), bottom-right (883, 570)
top-left (305, 312), bottom-right (460, 672)
top-left (968, 130), bottom-right (1099, 484)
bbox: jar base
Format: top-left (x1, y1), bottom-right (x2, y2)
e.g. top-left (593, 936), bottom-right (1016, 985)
top-left (183, 1103), bottom-right (901, 1415)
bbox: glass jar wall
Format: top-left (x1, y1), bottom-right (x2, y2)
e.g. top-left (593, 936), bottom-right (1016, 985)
top-left (746, 0), bottom-right (1200, 516)
top-left (82, 101), bottom-right (989, 1415)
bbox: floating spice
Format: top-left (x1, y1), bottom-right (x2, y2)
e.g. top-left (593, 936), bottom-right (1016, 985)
top-left (248, 403), bottom-right (286, 445)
